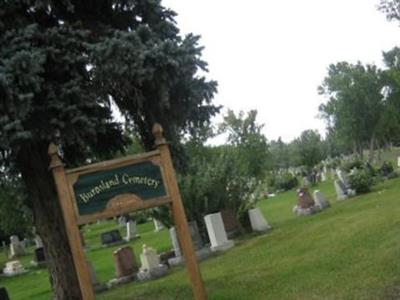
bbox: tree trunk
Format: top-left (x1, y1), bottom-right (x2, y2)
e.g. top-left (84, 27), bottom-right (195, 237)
top-left (16, 141), bottom-right (82, 300)
top-left (368, 136), bottom-right (375, 162)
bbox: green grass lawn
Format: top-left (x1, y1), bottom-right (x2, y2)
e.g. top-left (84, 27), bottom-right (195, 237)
top-left (1, 177), bottom-right (400, 299)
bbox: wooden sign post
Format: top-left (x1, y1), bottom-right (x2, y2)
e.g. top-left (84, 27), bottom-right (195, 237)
top-left (48, 123), bottom-right (207, 300)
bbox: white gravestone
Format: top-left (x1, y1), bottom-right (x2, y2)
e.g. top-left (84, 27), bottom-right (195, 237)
top-left (140, 245), bottom-right (160, 271)
top-left (153, 219), bottom-right (164, 232)
top-left (34, 235), bottom-right (43, 249)
top-left (336, 169), bottom-right (350, 188)
top-left (334, 180), bottom-right (348, 201)
top-left (204, 212), bottom-right (234, 252)
top-left (321, 172), bottom-right (327, 182)
top-left (137, 245), bottom-right (168, 281)
top-left (118, 216), bottom-right (127, 227)
top-left (248, 208), bottom-right (272, 232)
top-left (398, 156), bottom-right (400, 167)
top-left (169, 227), bottom-right (182, 258)
top-left (9, 236), bottom-right (25, 258)
top-left (313, 190), bottom-right (330, 209)
top-left (168, 222), bottom-right (211, 266)
top-left (125, 221), bottom-right (139, 241)
top-left (3, 260), bottom-right (26, 276)
top-left (302, 176), bottom-right (310, 187)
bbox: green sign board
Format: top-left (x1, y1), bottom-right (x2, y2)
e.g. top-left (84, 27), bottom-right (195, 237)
top-left (73, 161), bottom-right (166, 215)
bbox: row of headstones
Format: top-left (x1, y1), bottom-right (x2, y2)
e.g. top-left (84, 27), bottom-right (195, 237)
top-left (105, 208), bottom-right (271, 287)
top-left (302, 171), bottom-right (329, 187)
top-left (171, 208), bottom-right (271, 261)
top-left (296, 169), bottom-right (357, 217)
top-left (101, 220), bottom-right (140, 247)
top-left (2, 235), bottom-right (45, 277)
top-left (5, 234), bottom-right (44, 258)
top-left (105, 244), bottom-right (169, 289)
top-left (100, 218), bottom-right (165, 248)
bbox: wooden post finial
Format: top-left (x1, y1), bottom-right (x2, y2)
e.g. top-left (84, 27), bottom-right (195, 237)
top-left (152, 123), bottom-right (166, 146)
top-left (48, 143), bottom-right (63, 169)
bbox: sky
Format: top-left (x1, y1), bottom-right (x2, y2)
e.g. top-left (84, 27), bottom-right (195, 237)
top-left (162, 0), bottom-right (400, 143)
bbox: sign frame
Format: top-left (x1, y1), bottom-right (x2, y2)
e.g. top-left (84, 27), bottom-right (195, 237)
top-left (48, 123), bottom-right (207, 300)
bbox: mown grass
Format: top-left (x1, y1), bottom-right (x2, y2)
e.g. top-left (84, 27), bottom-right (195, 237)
top-left (1, 177), bottom-right (400, 299)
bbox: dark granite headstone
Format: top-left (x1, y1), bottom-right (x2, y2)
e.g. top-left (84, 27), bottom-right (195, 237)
top-left (34, 247), bottom-right (46, 263)
top-left (0, 287), bottom-right (10, 300)
top-left (101, 230), bottom-right (123, 246)
top-left (221, 209), bottom-right (242, 238)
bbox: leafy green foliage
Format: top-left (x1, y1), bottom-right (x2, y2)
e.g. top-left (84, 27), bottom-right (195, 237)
top-left (219, 109), bottom-right (271, 179)
top-left (266, 172), bottom-right (298, 192)
top-left (378, 161), bottom-right (395, 177)
top-left (0, 177), bottom-right (32, 238)
top-left (177, 146), bottom-right (258, 238)
top-left (341, 158), bottom-right (364, 172)
top-left (319, 62), bottom-right (384, 155)
top-left (348, 168), bottom-right (374, 194)
top-left (292, 130), bottom-right (324, 168)
top-left (379, 0), bottom-right (400, 21)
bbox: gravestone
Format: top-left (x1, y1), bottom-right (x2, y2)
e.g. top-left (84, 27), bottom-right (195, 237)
top-left (0, 287), bottom-right (10, 300)
top-left (114, 246), bottom-right (138, 278)
top-left (302, 176), bottom-right (310, 187)
top-left (336, 169), bottom-right (350, 188)
top-left (315, 172), bottom-right (322, 183)
top-left (118, 216), bottom-right (127, 227)
top-left (204, 212), bottom-right (234, 252)
top-left (350, 167), bottom-right (357, 175)
top-left (9, 236), bottom-right (25, 258)
top-left (2, 241), bottom-right (7, 260)
top-left (334, 180), bottom-right (348, 201)
top-left (398, 156), bottom-right (400, 167)
top-left (321, 172), bottom-right (327, 182)
top-left (221, 209), bottom-right (242, 238)
top-left (101, 230), bottom-right (123, 247)
top-left (313, 190), bottom-right (330, 209)
top-left (293, 188), bottom-right (318, 216)
top-left (153, 219), bottom-right (164, 232)
top-left (137, 245), bottom-right (168, 281)
top-left (34, 235), bottom-right (43, 249)
top-left (31, 247), bottom-right (46, 267)
top-left (125, 221), bottom-right (139, 241)
top-left (168, 221), bottom-right (211, 266)
top-left (248, 208), bottom-right (271, 232)
top-left (140, 245), bottom-right (159, 271)
top-left (297, 188), bottom-right (315, 209)
top-left (3, 260), bottom-right (26, 276)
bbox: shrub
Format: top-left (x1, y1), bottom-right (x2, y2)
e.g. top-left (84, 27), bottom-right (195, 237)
top-left (275, 172), bottom-right (298, 191)
top-left (266, 172), bottom-right (298, 193)
top-left (132, 211), bottom-right (150, 224)
top-left (349, 168), bottom-right (374, 193)
top-left (153, 147), bottom-right (259, 239)
top-left (378, 161), bottom-right (394, 177)
top-left (341, 158), bottom-right (363, 172)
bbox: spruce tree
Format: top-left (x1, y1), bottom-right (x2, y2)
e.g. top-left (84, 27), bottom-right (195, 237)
top-left (0, 1), bottom-right (218, 298)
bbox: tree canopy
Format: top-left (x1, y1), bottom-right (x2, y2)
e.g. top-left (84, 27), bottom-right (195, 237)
top-left (318, 62), bottom-right (384, 156)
